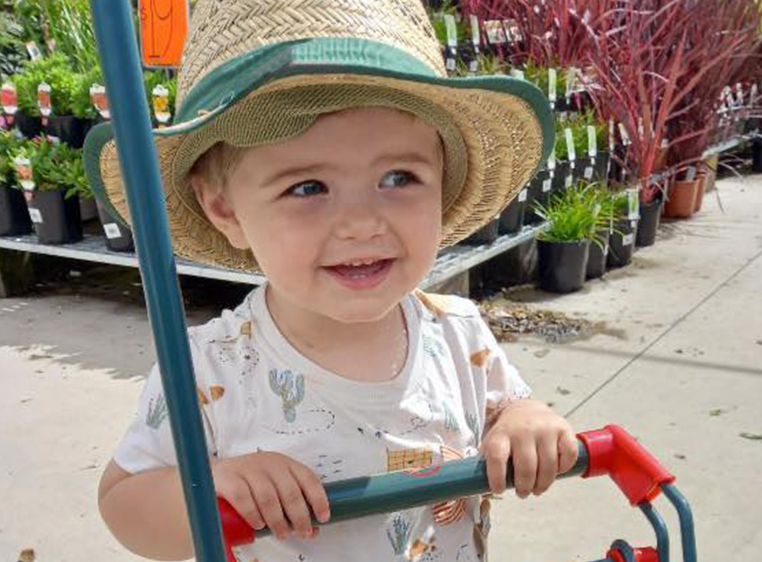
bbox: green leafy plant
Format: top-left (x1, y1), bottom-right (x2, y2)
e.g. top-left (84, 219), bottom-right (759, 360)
top-left (524, 61), bottom-right (568, 100)
top-left (0, 10), bottom-right (27, 78)
top-left (72, 65), bottom-right (103, 119)
top-left (13, 53), bottom-right (77, 116)
top-left (144, 70), bottom-right (177, 120)
top-left (535, 182), bottom-right (609, 245)
top-left (0, 131), bottom-right (20, 185)
top-left (13, 137), bottom-right (90, 197)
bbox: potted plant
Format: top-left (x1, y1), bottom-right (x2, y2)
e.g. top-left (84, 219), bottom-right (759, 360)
top-left (583, 183), bottom-right (615, 280)
top-left (0, 131), bottom-right (32, 235)
top-left (533, 183), bottom-right (602, 293)
top-left (607, 189), bottom-right (638, 269)
top-left (15, 137), bottom-right (83, 244)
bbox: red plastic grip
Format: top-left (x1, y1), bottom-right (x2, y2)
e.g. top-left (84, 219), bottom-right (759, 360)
top-left (578, 425), bottom-right (675, 506)
top-left (218, 498), bottom-right (255, 562)
top-left (607, 546), bottom-right (659, 562)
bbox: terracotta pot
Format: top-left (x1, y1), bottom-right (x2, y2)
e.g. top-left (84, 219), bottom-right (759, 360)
top-left (694, 173), bottom-right (707, 213)
top-left (663, 179), bottom-right (699, 219)
top-left (653, 145), bottom-right (669, 172)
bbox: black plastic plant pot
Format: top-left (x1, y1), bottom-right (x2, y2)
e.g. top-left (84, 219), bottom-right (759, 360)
top-left (524, 177), bottom-right (544, 226)
top-left (586, 229), bottom-right (611, 280)
top-left (537, 239), bottom-right (590, 293)
top-left (96, 199), bottom-right (134, 252)
top-left (45, 115), bottom-right (88, 148)
top-left (498, 188), bottom-right (527, 235)
top-left (595, 151), bottom-right (611, 182)
top-left (461, 218), bottom-right (499, 246)
top-left (636, 196), bottom-right (662, 248)
top-left (79, 196), bottom-right (98, 222)
top-left (16, 113), bottom-right (43, 139)
top-left (0, 183), bottom-right (33, 236)
top-left (25, 190), bottom-right (83, 244)
top-left (551, 161), bottom-right (571, 192)
top-left (607, 219), bottom-right (637, 269)
top-left (573, 158), bottom-right (595, 182)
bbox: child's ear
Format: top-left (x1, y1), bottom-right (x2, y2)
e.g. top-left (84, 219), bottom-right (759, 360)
top-left (190, 175), bottom-right (250, 250)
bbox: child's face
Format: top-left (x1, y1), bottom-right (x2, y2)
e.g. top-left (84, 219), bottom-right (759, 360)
top-left (201, 107), bottom-right (443, 324)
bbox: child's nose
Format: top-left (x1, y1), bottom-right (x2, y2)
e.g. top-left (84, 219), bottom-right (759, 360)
top-left (332, 191), bottom-right (388, 241)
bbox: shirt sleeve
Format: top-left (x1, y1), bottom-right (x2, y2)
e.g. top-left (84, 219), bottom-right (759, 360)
top-left (112, 362), bottom-right (217, 474)
top-left (473, 313), bottom-right (532, 409)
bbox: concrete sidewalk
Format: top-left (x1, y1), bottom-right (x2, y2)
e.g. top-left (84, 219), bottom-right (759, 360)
top-left (1, 174), bottom-right (761, 562)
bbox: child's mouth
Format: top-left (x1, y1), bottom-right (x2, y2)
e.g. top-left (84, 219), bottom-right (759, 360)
top-left (323, 259), bottom-right (394, 290)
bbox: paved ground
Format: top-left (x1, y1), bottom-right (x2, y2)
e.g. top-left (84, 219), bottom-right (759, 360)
top-left (1, 174), bottom-right (760, 562)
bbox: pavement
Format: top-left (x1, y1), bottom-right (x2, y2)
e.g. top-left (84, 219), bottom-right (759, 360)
top-left (1, 174), bottom-right (761, 562)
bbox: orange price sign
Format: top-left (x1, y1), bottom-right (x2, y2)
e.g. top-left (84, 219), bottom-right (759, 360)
top-left (139, 0), bottom-right (189, 68)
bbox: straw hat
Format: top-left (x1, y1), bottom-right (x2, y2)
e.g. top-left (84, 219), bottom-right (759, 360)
top-left (84, 0), bottom-right (554, 273)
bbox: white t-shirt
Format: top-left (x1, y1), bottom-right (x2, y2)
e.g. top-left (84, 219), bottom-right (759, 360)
top-left (115, 284), bottom-right (531, 562)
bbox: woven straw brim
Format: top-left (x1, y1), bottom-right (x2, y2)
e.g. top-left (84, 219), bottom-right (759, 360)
top-left (94, 73), bottom-right (544, 273)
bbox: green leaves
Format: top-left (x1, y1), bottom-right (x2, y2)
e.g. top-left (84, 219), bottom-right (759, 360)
top-left (535, 182), bottom-right (613, 245)
top-left (11, 137), bottom-right (89, 197)
top-left (0, 131), bottom-right (21, 185)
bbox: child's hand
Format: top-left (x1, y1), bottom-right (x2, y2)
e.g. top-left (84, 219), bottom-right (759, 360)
top-left (212, 451), bottom-right (330, 541)
top-left (480, 399), bottom-right (578, 499)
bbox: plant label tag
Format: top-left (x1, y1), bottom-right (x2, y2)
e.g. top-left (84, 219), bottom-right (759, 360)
top-left (503, 20), bottom-right (522, 44)
top-left (618, 123), bottom-right (631, 146)
top-left (565, 174), bottom-right (572, 188)
top-left (446, 56), bottom-right (456, 72)
top-left (2, 83), bottom-right (17, 115)
top-left (38, 83), bottom-right (52, 117)
top-left (685, 165), bottom-right (697, 182)
top-left (90, 84), bottom-right (111, 120)
top-left (751, 84), bottom-right (759, 103)
top-left (565, 128), bottom-right (576, 162)
top-left (627, 188), bottom-right (639, 220)
top-left (518, 188), bottom-right (528, 202)
top-left (444, 15), bottom-right (458, 48)
top-left (470, 15), bottom-right (481, 47)
top-left (609, 119), bottom-right (615, 151)
top-left (587, 125), bottom-right (597, 157)
top-left (543, 178), bottom-right (552, 192)
top-left (735, 82), bottom-right (743, 106)
top-left (548, 146), bottom-right (556, 170)
top-left (15, 157), bottom-right (35, 191)
top-left (623, 233), bottom-right (634, 247)
top-left (548, 68), bottom-right (557, 102)
top-left (510, 69), bottom-right (525, 81)
top-left (484, 20), bottom-right (506, 44)
top-left (28, 207), bottom-right (43, 224)
top-left (25, 41), bottom-right (42, 61)
top-left (469, 58), bottom-right (479, 73)
top-left (152, 85), bottom-right (171, 124)
top-left (584, 166), bottom-right (594, 180)
top-left (103, 223), bottom-right (122, 239)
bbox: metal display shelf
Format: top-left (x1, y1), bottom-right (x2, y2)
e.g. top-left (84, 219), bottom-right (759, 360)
top-left (0, 224), bottom-right (549, 290)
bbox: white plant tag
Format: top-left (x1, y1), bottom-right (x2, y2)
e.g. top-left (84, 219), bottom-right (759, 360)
top-left (152, 85), bottom-right (171, 124)
top-left (566, 68), bottom-right (576, 99)
top-left (510, 69), bottom-right (525, 81)
top-left (543, 178), bottom-right (552, 192)
top-left (565, 128), bottom-right (576, 162)
top-left (618, 123), bottom-right (631, 146)
top-left (584, 166), bottom-right (594, 180)
top-left (2, 83), bottom-right (17, 115)
top-left (38, 82), bottom-right (52, 117)
top-left (548, 146), bottom-right (556, 170)
top-left (565, 174), bottom-right (572, 188)
top-left (444, 15), bottom-right (458, 48)
top-left (90, 84), bottom-right (110, 119)
top-left (587, 125), bottom-right (597, 157)
top-left (25, 41), bottom-right (42, 60)
top-left (103, 223), bottom-right (122, 239)
top-left (28, 207), bottom-right (43, 224)
top-left (549, 68), bottom-right (557, 101)
top-left (484, 20), bottom-right (506, 44)
top-left (518, 188), bottom-right (528, 202)
top-left (470, 15), bottom-right (480, 46)
top-left (15, 157), bottom-right (34, 190)
top-left (623, 233), bottom-right (634, 247)
top-left (609, 119), bottom-right (615, 151)
top-left (627, 188), bottom-right (639, 220)
top-left (685, 166), bottom-right (697, 182)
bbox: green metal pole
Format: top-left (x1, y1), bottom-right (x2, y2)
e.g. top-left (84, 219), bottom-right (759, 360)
top-left (87, 2), bottom-right (226, 561)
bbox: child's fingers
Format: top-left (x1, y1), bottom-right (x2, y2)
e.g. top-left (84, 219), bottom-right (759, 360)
top-left (273, 474), bottom-right (314, 540)
top-left (290, 464), bottom-right (331, 524)
top-left (511, 438), bottom-right (538, 498)
top-left (483, 437), bottom-right (511, 495)
top-left (557, 429), bottom-right (579, 474)
top-left (532, 434), bottom-right (558, 496)
top-left (218, 476), bottom-right (265, 531)
top-left (251, 479), bottom-right (291, 540)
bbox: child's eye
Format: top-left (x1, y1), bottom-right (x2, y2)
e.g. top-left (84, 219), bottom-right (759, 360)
top-left (286, 180), bottom-right (327, 197)
top-left (380, 170), bottom-right (419, 189)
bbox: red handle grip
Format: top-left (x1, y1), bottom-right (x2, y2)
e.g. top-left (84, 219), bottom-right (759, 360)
top-left (218, 498), bottom-right (254, 562)
top-left (578, 424), bottom-right (675, 505)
